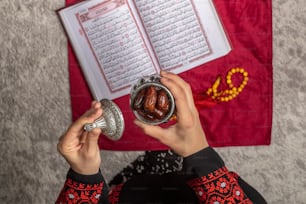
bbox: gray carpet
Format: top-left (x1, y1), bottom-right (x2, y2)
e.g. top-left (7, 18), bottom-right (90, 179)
top-left (1, 0), bottom-right (306, 203)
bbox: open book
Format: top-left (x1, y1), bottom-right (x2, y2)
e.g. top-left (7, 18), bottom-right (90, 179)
top-left (59, 0), bottom-right (231, 100)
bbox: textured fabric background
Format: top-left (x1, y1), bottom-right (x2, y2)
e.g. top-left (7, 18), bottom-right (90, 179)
top-left (0, 0), bottom-right (306, 203)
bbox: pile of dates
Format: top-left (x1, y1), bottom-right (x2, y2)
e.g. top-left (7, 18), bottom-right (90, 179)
top-left (132, 85), bottom-right (171, 122)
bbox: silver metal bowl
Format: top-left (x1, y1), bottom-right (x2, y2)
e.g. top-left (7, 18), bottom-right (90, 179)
top-left (130, 75), bottom-right (175, 125)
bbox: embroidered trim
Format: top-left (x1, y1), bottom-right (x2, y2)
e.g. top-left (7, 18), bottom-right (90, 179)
top-left (108, 183), bottom-right (124, 204)
top-left (187, 167), bottom-right (253, 204)
top-left (56, 178), bottom-right (103, 204)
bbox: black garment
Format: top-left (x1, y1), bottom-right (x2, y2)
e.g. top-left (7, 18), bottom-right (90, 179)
top-left (109, 150), bottom-right (183, 187)
top-left (114, 148), bottom-right (266, 203)
top-left (118, 174), bottom-right (199, 203)
top-left (57, 147), bottom-right (267, 203)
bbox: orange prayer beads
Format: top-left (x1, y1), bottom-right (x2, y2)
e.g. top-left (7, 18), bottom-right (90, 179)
top-left (206, 68), bottom-right (249, 102)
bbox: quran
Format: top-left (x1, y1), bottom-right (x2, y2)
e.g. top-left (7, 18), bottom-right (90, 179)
top-left (59, 0), bottom-right (231, 100)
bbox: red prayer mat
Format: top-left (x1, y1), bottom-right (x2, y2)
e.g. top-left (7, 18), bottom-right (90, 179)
top-left (66, 0), bottom-right (272, 150)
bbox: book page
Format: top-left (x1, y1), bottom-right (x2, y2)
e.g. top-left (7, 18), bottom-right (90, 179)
top-left (133, 0), bottom-right (231, 73)
top-left (133, 0), bottom-right (211, 71)
top-left (60, 0), bottom-right (231, 99)
top-left (60, 0), bottom-right (158, 100)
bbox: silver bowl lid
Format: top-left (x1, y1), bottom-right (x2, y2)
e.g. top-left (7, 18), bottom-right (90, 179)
top-left (84, 99), bottom-right (124, 141)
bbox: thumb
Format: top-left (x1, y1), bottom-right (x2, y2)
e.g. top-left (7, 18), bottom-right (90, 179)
top-left (134, 120), bottom-right (168, 143)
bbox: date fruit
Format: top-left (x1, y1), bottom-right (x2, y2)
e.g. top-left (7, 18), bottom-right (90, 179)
top-left (137, 109), bottom-right (158, 121)
top-left (133, 88), bottom-right (146, 110)
top-left (152, 107), bottom-right (166, 119)
top-left (133, 85), bottom-right (172, 123)
top-left (157, 89), bottom-right (169, 112)
top-left (143, 86), bottom-right (157, 113)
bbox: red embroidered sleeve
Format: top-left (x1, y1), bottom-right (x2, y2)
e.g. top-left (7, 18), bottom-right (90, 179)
top-left (56, 178), bottom-right (104, 204)
top-left (187, 167), bottom-right (253, 204)
top-left (108, 183), bottom-right (124, 204)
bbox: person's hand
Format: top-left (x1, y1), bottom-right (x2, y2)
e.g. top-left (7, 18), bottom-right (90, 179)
top-left (134, 71), bottom-right (209, 157)
top-left (57, 101), bottom-right (102, 175)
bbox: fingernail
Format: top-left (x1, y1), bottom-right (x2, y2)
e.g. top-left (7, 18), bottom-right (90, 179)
top-left (160, 70), bottom-right (167, 75)
top-left (133, 120), bottom-right (141, 126)
top-left (160, 77), bottom-right (168, 83)
top-left (93, 101), bottom-right (102, 109)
